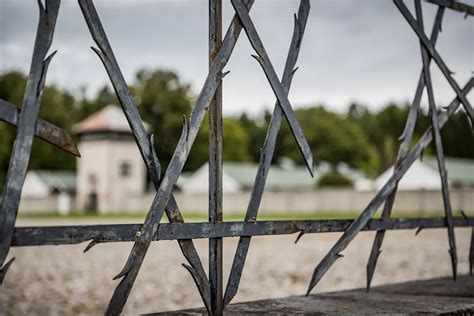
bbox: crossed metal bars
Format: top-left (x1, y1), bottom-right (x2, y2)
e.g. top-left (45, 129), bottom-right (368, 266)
top-left (0, 0), bottom-right (473, 315)
top-left (306, 0), bottom-right (474, 295)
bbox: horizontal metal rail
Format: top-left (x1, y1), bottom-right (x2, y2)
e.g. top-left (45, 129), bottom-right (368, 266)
top-left (11, 217), bottom-right (473, 247)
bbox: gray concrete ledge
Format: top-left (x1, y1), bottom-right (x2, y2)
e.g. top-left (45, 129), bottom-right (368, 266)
top-left (150, 275), bottom-right (474, 315)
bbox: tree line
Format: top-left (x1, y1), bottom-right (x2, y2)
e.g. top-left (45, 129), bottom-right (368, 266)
top-left (0, 69), bottom-right (472, 188)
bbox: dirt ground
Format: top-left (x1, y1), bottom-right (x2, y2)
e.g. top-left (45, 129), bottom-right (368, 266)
top-left (0, 218), bottom-right (471, 315)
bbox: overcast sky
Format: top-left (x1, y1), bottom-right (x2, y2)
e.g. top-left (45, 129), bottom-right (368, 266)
top-left (1, 0), bottom-right (472, 116)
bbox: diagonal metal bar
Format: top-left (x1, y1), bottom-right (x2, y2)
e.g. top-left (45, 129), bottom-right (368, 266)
top-left (306, 78), bottom-right (473, 295)
top-left (231, 0), bottom-right (314, 176)
top-left (470, 227), bottom-right (474, 276)
top-left (105, 1), bottom-right (255, 314)
top-left (394, 0), bottom-right (474, 126)
top-left (366, 5), bottom-right (445, 291)
top-left (10, 217), bottom-right (474, 247)
top-left (208, 0), bottom-right (224, 314)
top-left (223, 0), bottom-right (310, 306)
top-left (77, 0), bottom-right (211, 311)
top-left (0, 0), bottom-right (60, 282)
top-left (0, 99), bottom-right (80, 157)
top-left (415, 0), bottom-right (457, 281)
top-left (425, 0), bottom-right (474, 15)
top-left (469, 227), bottom-right (474, 275)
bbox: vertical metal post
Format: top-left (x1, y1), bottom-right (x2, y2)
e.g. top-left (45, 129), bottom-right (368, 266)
top-left (209, 0), bottom-right (223, 315)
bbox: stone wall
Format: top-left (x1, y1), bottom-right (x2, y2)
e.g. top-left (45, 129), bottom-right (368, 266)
top-left (17, 188), bottom-right (473, 215)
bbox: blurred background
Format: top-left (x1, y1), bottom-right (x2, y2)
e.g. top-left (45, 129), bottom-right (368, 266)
top-left (0, 0), bottom-right (473, 314)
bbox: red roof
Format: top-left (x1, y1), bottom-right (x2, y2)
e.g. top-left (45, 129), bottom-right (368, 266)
top-left (73, 105), bottom-right (149, 134)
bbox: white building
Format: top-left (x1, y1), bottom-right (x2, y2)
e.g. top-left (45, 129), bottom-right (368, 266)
top-left (375, 157), bottom-right (474, 191)
top-left (179, 160), bottom-right (372, 193)
top-left (74, 105), bottom-right (148, 212)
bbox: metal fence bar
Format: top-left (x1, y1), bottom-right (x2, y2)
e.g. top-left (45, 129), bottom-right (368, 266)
top-left (11, 217), bottom-right (474, 247)
top-left (1, 2), bottom-right (472, 314)
top-left (394, 0), bottom-right (474, 125)
top-left (415, 0), bottom-right (457, 280)
top-left (306, 78), bottom-right (473, 295)
top-left (231, 0), bottom-right (314, 175)
top-left (425, 0), bottom-right (474, 15)
top-left (224, 0), bottom-right (311, 306)
top-left (77, 0), bottom-right (211, 311)
top-left (106, 2), bottom-right (255, 314)
top-left (0, 0), bottom-right (61, 282)
top-left (365, 3), bottom-right (445, 291)
top-left (0, 99), bottom-right (79, 157)
top-left (209, 0), bottom-right (224, 314)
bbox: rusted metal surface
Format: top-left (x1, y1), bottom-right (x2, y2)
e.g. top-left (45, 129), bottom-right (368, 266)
top-left (415, 0), bottom-right (456, 281)
top-left (11, 217), bottom-right (474, 247)
top-left (232, 0), bottom-right (314, 176)
top-left (366, 3), bottom-right (445, 291)
top-left (77, 0), bottom-right (211, 312)
top-left (1, 1), bottom-right (473, 315)
top-left (209, 0), bottom-right (224, 314)
top-left (306, 77), bottom-right (473, 296)
top-left (394, 0), bottom-right (474, 125)
top-left (470, 228), bottom-right (474, 276)
top-left (0, 0), bottom-right (61, 282)
top-left (224, 0), bottom-right (311, 306)
top-left (0, 99), bottom-right (80, 157)
top-left (426, 0), bottom-right (474, 15)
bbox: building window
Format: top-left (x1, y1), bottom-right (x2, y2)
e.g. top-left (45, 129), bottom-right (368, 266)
top-left (120, 162), bottom-right (131, 177)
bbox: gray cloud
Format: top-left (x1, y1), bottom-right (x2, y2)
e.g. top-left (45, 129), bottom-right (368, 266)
top-left (1, 0), bottom-right (472, 116)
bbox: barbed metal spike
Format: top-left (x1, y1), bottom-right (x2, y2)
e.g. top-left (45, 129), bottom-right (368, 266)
top-left (395, 0), bottom-right (474, 126)
top-left (306, 78), bottom-right (473, 296)
top-left (0, 257), bottom-right (15, 285)
top-left (0, 99), bottom-right (80, 157)
top-left (83, 239), bottom-right (98, 253)
top-left (469, 227), bottom-right (473, 276)
top-left (415, 0), bottom-right (457, 281)
top-left (294, 230), bottom-right (305, 244)
top-left (0, 0), bottom-right (60, 279)
top-left (365, 2), bottom-right (445, 291)
top-left (100, 1), bottom-right (256, 314)
top-left (415, 226), bottom-right (424, 235)
top-left (78, 0), bottom-right (247, 312)
top-left (232, 0), bottom-right (314, 177)
top-left (223, 0), bottom-right (310, 306)
top-left (425, 0), bottom-right (474, 16)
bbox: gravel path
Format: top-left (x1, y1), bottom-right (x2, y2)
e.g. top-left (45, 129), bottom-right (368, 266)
top-left (0, 219), bottom-right (471, 315)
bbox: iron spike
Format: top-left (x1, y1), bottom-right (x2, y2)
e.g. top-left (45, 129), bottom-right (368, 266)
top-left (366, 3), bottom-right (445, 291)
top-left (415, 226), bottom-right (424, 235)
top-left (0, 100), bottom-right (80, 157)
top-left (294, 230), bottom-right (305, 244)
top-left (0, 0), bottom-right (60, 277)
top-left (224, 0), bottom-right (310, 305)
top-left (414, 0), bottom-right (457, 281)
top-left (394, 0), bottom-right (474, 126)
top-left (0, 257), bottom-right (15, 285)
top-left (223, 0), bottom-right (311, 306)
top-left (232, 0), bottom-right (314, 176)
top-left (469, 228), bottom-right (473, 276)
top-left (83, 239), bottom-right (98, 253)
top-left (94, 0), bottom-right (257, 313)
top-left (307, 78), bottom-right (473, 295)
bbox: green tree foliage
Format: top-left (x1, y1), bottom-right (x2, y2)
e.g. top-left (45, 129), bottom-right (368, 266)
top-left (131, 69), bottom-right (193, 170)
top-left (75, 85), bottom-right (118, 122)
top-left (317, 171), bottom-right (353, 187)
top-left (276, 106), bottom-right (380, 174)
top-left (347, 102), bottom-right (474, 173)
top-left (0, 69), bottom-right (472, 188)
top-left (0, 72), bottom-right (77, 190)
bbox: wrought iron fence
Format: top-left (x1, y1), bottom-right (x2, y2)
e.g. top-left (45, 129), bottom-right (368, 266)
top-left (0, 0), bottom-right (473, 315)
